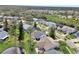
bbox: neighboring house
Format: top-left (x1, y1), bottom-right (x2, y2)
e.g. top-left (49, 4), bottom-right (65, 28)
top-left (0, 15), bottom-right (3, 19)
top-left (61, 16), bottom-right (67, 19)
top-left (31, 26), bottom-right (41, 31)
top-left (66, 39), bottom-right (79, 48)
top-left (33, 18), bottom-right (38, 22)
top-left (76, 16), bottom-right (79, 20)
top-left (61, 26), bottom-right (77, 34)
top-left (0, 25), bottom-right (4, 31)
top-left (74, 31), bottom-right (79, 38)
top-left (33, 31), bottom-right (46, 41)
top-left (23, 23), bottom-right (31, 31)
top-left (37, 37), bottom-right (59, 51)
top-left (55, 30), bottom-right (67, 39)
top-left (45, 22), bottom-right (56, 27)
top-left (3, 16), bottom-right (19, 19)
top-left (33, 18), bottom-right (43, 22)
top-left (23, 23), bottom-right (41, 33)
top-left (0, 27), bottom-right (4, 31)
top-left (0, 31), bottom-right (9, 42)
top-left (67, 15), bottom-right (73, 19)
top-left (56, 24), bottom-right (64, 28)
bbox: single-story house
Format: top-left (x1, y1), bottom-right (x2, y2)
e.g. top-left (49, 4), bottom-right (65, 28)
top-left (37, 37), bottom-right (59, 51)
top-left (67, 15), bottom-right (73, 19)
top-left (33, 18), bottom-right (43, 22)
top-left (56, 24), bottom-right (64, 28)
top-left (66, 39), bottom-right (79, 48)
top-left (0, 25), bottom-right (4, 31)
top-left (0, 27), bottom-right (4, 31)
top-left (33, 18), bottom-right (38, 21)
top-left (23, 23), bottom-right (31, 31)
top-left (61, 26), bottom-right (77, 34)
top-left (31, 26), bottom-right (41, 31)
top-left (0, 31), bottom-right (9, 42)
top-left (0, 15), bottom-right (3, 19)
top-left (45, 22), bottom-right (56, 27)
top-left (33, 31), bottom-right (46, 41)
top-left (74, 31), bottom-right (79, 38)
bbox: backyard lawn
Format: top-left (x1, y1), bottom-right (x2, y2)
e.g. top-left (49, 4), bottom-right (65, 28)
top-left (24, 33), bottom-right (37, 54)
top-left (59, 41), bottom-right (76, 54)
top-left (0, 36), bottom-right (17, 53)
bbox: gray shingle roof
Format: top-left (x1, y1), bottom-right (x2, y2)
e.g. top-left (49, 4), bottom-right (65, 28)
top-left (61, 26), bottom-right (77, 33)
top-left (23, 24), bottom-right (31, 31)
top-left (74, 31), bottom-right (79, 38)
top-left (0, 31), bottom-right (9, 40)
top-left (34, 31), bottom-right (46, 39)
top-left (45, 22), bottom-right (56, 27)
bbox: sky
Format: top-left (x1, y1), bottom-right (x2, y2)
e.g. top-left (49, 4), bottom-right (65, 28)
top-left (0, 0), bottom-right (79, 7)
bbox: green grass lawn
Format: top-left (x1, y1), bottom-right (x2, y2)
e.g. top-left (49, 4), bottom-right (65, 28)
top-left (59, 41), bottom-right (76, 54)
top-left (23, 33), bottom-right (37, 54)
top-left (44, 14), bottom-right (79, 28)
top-left (65, 34), bottom-right (76, 40)
top-left (0, 36), bottom-right (17, 53)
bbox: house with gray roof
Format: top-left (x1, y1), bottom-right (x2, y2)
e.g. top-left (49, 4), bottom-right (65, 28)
top-left (74, 31), bottom-right (79, 38)
top-left (23, 23), bottom-right (31, 31)
top-left (45, 22), bottom-right (56, 27)
top-left (0, 31), bottom-right (9, 42)
top-left (33, 31), bottom-right (46, 41)
top-left (61, 26), bottom-right (77, 34)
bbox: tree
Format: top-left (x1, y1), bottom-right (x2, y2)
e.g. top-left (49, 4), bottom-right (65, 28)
top-left (48, 27), bottom-right (56, 39)
top-left (33, 22), bottom-right (37, 28)
top-left (24, 27), bottom-right (37, 54)
top-left (76, 26), bottom-right (79, 31)
top-left (18, 20), bottom-right (25, 54)
top-left (18, 21), bottom-right (24, 41)
top-left (9, 20), bottom-right (17, 35)
top-left (4, 19), bottom-right (8, 32)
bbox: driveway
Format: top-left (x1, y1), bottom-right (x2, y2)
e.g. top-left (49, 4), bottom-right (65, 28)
top-left (2, 47), bottom-right (17, 54)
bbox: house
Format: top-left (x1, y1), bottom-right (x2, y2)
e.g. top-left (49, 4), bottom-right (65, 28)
top-left (0, 31), bottom-right (9, 42)
top-left (23, 23), bottom-right (31, 31)
top-left (56, 24), bottom-right (64, 28)
top-left (33, 18), bottom-right (38, 21)
top-left (66, 39), bottom-right (79, 54)
top-left (61, 26), bottom-right (77, 34)
top-left (37, 37), bottom-right (59, 51)
top-left (33, 31), bottom-right (46, 41)
top-left (45, 22), bottom-right (56, 27)
top-left (0, 25), bottom-right (4, 31)
top-left (67, 15), bottom-right (73, 19)
top-left (58, 15), bottom-right (66, 19)
top-left (74, 31), bottom-right (79, 38)
top-left (31, 26), bottom-right (41, 31)
top-left (33, 18), bottom-right (43, 22)
top-left (66, 39), bottom-right (79, 48)
top-left (0, 15), bottom-right (3, 19)
top-left (0, 27), bottom-right (4, 31)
